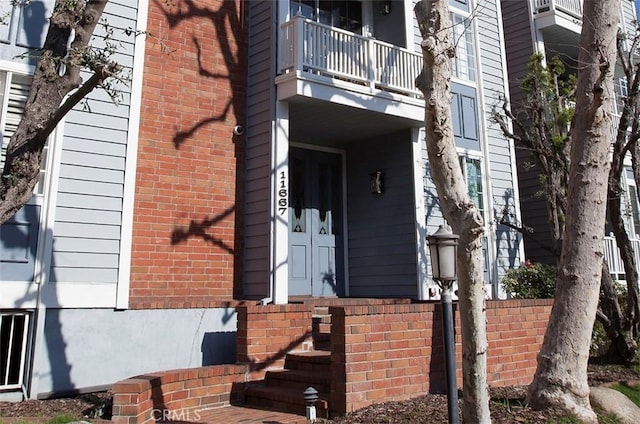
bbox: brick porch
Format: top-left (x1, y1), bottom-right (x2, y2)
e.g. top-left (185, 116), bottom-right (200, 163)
top-left (112, 298), bottom-right (553, 423)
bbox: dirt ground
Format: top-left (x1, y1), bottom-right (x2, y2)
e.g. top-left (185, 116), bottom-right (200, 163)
top-left (0, 362), bottom-right (639, 423)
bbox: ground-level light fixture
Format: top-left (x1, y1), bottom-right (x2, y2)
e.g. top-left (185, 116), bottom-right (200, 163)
top-left (427, 224), bottom-right (460, 424)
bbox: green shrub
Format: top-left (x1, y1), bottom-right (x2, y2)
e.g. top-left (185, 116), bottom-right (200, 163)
top-left (501, 262), bottom-right (557, 299)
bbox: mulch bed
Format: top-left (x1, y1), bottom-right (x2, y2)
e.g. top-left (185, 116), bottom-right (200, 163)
top-left (0, 362), bottom-right (638, 423)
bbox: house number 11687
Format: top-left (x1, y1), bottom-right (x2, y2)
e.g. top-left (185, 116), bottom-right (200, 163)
top-left (278, 171), bottom-right (288, 215)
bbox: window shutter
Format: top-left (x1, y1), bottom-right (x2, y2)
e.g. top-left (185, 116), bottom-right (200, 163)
top-left (1, 73), bottom-right (32, 172)
top-left (451, 82), bottom-right (479, 151)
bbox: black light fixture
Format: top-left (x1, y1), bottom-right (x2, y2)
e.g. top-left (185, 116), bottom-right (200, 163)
top-left (427, 224), bottom-right (460, 424)
top-left (370, 170), bottom-right (384, 194)
top-left (380, 1), bottom-right (391, 15)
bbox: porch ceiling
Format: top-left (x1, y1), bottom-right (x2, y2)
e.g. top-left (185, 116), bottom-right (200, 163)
top-left (540, 26), bottom-right (580, 69)
top-left (288, 96), bottom-right (422, 146)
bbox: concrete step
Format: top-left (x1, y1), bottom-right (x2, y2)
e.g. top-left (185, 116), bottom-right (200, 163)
top-left (244, 383), bottom-right (329, 417)
top-left (266, 369), bottom-right (331, 393)
top-left (284, 351), bottom-right (331, 373)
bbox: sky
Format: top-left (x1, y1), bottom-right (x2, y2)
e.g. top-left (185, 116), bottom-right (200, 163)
top-left (637, 1), bottom-right (640, 21)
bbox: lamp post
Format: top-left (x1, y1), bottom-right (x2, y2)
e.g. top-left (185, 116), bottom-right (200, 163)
top-left (427, 225), bottom-right (460, 424)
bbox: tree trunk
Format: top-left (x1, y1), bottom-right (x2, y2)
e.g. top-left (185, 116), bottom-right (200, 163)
top-left (0, 0), bottom-right (114, 224)
top-left (597, 261), bottom-right (637, 361)
top-left (604, 92), bottom-right (640, 361)
top-left (415, 1), bottom-right (490, 422)
top-left (528, 1), bottom-right (619, 421)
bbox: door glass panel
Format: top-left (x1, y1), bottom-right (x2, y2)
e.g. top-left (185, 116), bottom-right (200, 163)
top-left (291, 156), bottom-right (306, 233)
top-left (318, 163), bottom-right (329, 235)
top-left (331, 163), bottom-right (340, 236)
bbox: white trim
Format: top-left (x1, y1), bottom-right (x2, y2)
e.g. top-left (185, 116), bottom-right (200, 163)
top-left (469, 1), bottom-right (496, 293)
top-left (289, 141), bottom-right (350, 297)
top-left (0, 283), bottom-right (39, 308)
top-left (115, 0), bottom-right (149, 310)
top-left (275, 71), bottom-right (425, 122)
top-left (0, 60), bottom-right (34, 74)
top-left (271, 101), bottom-right (289, 304)
top-left (41, 283), bottom-right (117, 308)
top-left (27, 114), bottom-right (64, 401)
top-left (403, 0), bottom-right (414, 51)
top-left (411, 128), bottom-right (428, 300)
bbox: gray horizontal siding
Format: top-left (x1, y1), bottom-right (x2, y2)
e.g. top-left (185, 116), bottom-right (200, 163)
top-left (347, 131), bottom-right (417, 298)
top-left (477, 0), bottom-right (522, 278)
top-left (243, 0), bottom-right (275, 299)
top-left (50, 0), bottom-right (139, 285)
top-left (500, 0), bottom-right (555, 265)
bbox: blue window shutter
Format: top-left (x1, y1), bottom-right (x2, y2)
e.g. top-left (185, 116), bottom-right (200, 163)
top-left (451, 82), bottom-right (480, 151)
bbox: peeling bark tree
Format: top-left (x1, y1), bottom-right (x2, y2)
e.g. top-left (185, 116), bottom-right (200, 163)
top-left (0, 0), bottom-right (118, 224)
top-left (527, 0), bottom-right (619, 421)
top-left (493, 46), bottom-right (640, 362)
top-left (415, 1), bottom-right (490, 422)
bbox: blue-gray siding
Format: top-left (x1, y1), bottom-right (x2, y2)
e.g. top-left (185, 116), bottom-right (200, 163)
top-left (476, 0), bottom-right (522, 274)
top-left (500, 0), bottom-right (554, 265)
top-left (346, 131), bottom-right (418, 297)
top-left (243, 1), bottom-right (276, 299)
top-left (49, 0), bottom-right (139, 284)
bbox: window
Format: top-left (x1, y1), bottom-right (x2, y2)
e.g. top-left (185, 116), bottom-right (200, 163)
top-left (460, 156), bottom-right (484, 219)
top-left (625, 167), bottom-right (640, 238)
top-left (451, 14), bottom-right (475, 81)
top-left (290, 0), bottom-right (363, 33)
top-left (0, 312), bottom-right (30, 390)
top-left (0, 71), bottom-right (47, 197)
top-left (450, 0), bottom-right (470, 13)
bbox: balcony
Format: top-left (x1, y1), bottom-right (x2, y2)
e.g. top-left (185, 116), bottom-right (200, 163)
top-left (276, 16), bottom-right (425, 124)
top-left (533, 0), bottom-right (583, 59)
top-left (604, 234), bottom-right (640, 281)
top-left (534, 0), bottom-right (582, 20)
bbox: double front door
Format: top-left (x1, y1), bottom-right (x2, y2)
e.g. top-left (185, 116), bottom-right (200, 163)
top-left (289, 148), bottom-right (344, 297)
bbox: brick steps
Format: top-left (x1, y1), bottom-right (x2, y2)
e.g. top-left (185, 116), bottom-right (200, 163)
top-left (243, 307), bottom-right (332, 417)
top-left (266, 369), bottom-right (331, 393)
top-left (244, 383), bottom-right (329, 417)
top-left (312, 310), bottom-right (332, 351)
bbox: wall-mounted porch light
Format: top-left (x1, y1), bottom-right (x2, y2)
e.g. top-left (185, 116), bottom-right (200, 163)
top-left (370, 170), bottom-right (384, 194)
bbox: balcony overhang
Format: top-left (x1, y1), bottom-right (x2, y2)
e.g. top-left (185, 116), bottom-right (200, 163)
top-left (276, 70), bottom-right (425, 124)
top-left (277, 16), bottom-right (426, 126)
top-left (533, 0), bottom-right (582, 35)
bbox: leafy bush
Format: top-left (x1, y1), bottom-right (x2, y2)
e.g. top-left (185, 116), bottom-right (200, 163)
top-left (501, 262), bottom-right (557, 299)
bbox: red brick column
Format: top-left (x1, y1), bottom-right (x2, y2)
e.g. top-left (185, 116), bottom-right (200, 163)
top-left (129, 0), bottom-right (247, 308)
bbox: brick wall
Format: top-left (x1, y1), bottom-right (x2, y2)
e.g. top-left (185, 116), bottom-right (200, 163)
top-left (129, 0), bottom-right (247, 308)
top-left (112, 364), bottom-right (247, 424)
top-left (330, 299), bottom-right (553, 415)
top-left (112, 299), bottom-right (553, 420)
